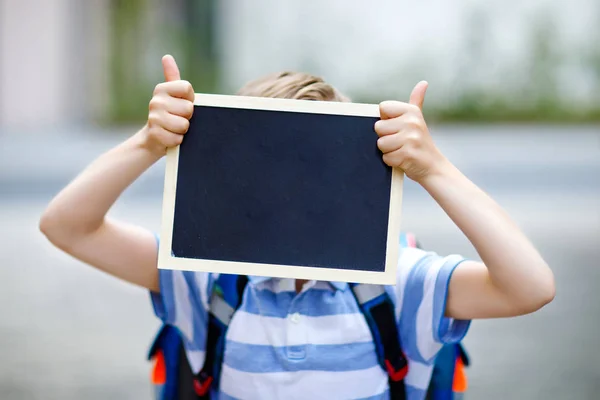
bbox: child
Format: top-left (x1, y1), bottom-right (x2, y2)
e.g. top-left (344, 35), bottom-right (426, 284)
top-left (40, 55), bottom-right (555, 400)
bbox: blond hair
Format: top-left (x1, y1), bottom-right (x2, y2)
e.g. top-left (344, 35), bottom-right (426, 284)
top-left (236, 72), bottom-right (350, 102)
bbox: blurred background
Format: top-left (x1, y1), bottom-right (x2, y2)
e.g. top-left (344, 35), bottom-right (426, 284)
top-left (0, 0), bottom-right (598, 399)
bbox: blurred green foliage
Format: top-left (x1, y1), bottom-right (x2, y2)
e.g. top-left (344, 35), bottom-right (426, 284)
top-left (352, 9), bottom-right (600, 124)
top-left (437, 9), bottom-right (600, 123)
top-left (106, 2), bottom-right (600, 125)
top-left (108, 0), bottom-right (147, 124)
top-left (107, 0), bottom-right (219, 124)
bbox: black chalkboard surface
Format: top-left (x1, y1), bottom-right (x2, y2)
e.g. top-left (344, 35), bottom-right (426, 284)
top-left (159, 94), bottom-right (403, 284)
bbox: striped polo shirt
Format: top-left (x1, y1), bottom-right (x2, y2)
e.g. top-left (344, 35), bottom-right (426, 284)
top-left (150, 246), bottom-right (471, 399)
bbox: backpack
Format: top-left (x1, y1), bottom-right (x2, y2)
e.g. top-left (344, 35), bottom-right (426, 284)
top-left (148, 233), bottom-right (469, 400)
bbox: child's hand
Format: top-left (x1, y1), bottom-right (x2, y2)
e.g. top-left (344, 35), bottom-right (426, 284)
top-left (375, 81), bottom-right (448, 183)
top-left (142, 55), bottom-right (195, 156)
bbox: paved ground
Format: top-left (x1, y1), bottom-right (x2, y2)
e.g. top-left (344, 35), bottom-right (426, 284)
top-left (0, 125), bottom-right (598, 399)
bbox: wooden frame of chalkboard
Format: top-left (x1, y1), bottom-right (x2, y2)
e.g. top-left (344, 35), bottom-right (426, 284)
top-left (159, 93), bottom-right (403, 285)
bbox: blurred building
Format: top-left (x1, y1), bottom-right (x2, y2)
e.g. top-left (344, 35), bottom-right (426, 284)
top-left (0, 1), bottom-right (107, 129)
top-left (1, 0), bottom-right (598, 131)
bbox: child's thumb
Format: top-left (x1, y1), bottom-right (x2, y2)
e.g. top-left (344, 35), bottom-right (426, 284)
top-left (409, 81), bottom-right (429, 110)
top-left (162, 54), bottom-right (181, 82)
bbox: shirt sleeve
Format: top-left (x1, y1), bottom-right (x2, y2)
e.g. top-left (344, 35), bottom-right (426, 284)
top-left (392, 246), bottom-right (471, 364)
top-left (149, 235), bottom-right (214, 372)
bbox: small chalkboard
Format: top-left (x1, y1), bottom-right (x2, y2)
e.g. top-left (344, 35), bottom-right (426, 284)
top-left (159, 94), bottom-right (403, 284)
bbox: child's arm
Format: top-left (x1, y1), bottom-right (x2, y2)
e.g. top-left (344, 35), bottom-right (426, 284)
top-left (39, 55), bottom-right (193, 293)
top-left (376, 82), bottom-right (555, 320)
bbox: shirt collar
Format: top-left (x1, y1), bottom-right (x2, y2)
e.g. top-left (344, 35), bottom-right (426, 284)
top-left (328, 281), bottom-right (349, 291)
top-left (248, 275), bottom-right (348, 291)
top-left (248, 275), bottom-right (271, 285)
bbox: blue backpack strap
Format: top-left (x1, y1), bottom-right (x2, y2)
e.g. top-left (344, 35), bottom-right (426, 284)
top-left (427, 343), bottom-right (469, 400)
top-left (193, 274), bottom-right (249, 399)
top-left (347, 232), bottom-right (420, 399)
top-left (349, 283), bottom-right (408, 400)
top-left (427, 344), bottom-right (457, 400)
top-left (148, 324), bottom-right (184, 400)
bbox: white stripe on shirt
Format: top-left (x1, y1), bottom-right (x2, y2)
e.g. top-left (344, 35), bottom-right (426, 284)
top-left (220, 363), bottom-right (388, 400)
top-left (185, 349), bottom-right (206, 374)
top-left (405, 360), bottom-right (434, 391)
top-left (172, 270), bottom-right (194, 343)
top-left (227, 310), bottom-right (373, 346)
top-left (415, 256), bottom-right (446, 361)
top-left (394, 248), bottom-right (428, 319)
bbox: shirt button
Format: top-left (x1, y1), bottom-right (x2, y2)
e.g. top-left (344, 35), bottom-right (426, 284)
top-left (289, 312), bottom-right (301, 323)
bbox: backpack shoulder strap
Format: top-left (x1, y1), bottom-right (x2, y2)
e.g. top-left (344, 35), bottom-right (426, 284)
top-left (348, 232), bottom-right (420, 400)
top-left (148, 324), bottom-right (185, 400)
top-left (194, 274), bottom-right (249, 398)
top-left (426, 343), bottom-right (469, 400)
top-left (349, 283), bottom-right (408, 400)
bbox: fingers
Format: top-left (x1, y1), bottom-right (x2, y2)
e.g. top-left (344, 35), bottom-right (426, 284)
top-left (375, 113), bottom-right (424, 137)
top-left (162, 55), bottom-right (181, 82)
top-left (148, 105), bottom-right (190, 135)
top-left (169, 97), bottom-right (194, 119)
top-left (377, 128), bottom-right (421, 153)
top-left (144, 56), bottom-right (193, 152)
top-left (375, 82), bottom-right (433, 172)
top-left (149, 96), bottom-right (192, 134)
top-left (149, 111), bottom-right (190, 134)
top-left (377, 133), bottom-right (404, 153)
top-left (147, 126), bottom-right (185, 148)
top-left (374, 117), bottom-right (402, 136)
top-left (149, 96), bottom-right (194, 118)
top-left (375, 106), bottom-right (428, 164)
top-left (379, 100), bottom-right (416, 120)
top-left (158, 55), bottom-right (194, 102)
top-left (381, 148), bottom-right (406, 168)
top-left (154, 80), bottom-right (195, 102)
top-left (409, 81), bottom-right (429, 110)
top-left (149, 92), bottom-right (193, 136)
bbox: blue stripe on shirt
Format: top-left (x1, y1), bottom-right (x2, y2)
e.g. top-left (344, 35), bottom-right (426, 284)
top-left (357, 390), bottom-right (390, 400)
top-left (433, 257), bottom-right (471, 343)
top-left (223, 341), bottom-right (379, 373)
top-left (399, 253), bottom-right (433, 363)
top-left (241, 286), bottom-right (360, 317)
top-left (151, 268), bottom-right (174, 324)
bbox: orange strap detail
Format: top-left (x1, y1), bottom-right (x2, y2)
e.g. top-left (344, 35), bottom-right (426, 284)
top-left (452, 356), bottom-right (468, 392)
top-left (151, 351), bottom-right (167, 385)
